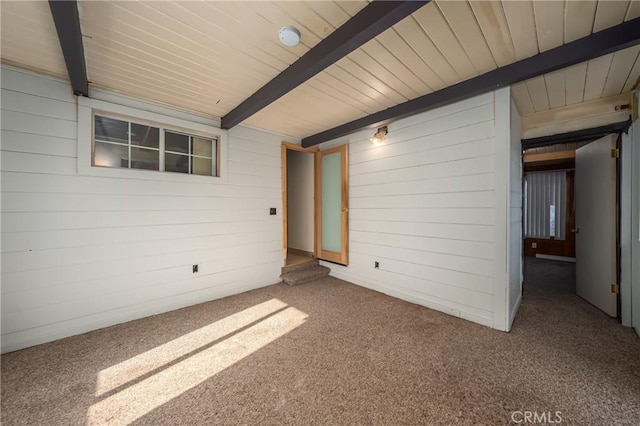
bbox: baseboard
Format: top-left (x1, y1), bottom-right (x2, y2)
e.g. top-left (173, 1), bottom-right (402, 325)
top-left (323, 265), bottom-right (493, 329)
top-left (1, 277), bottom-right (279, 354)
top-left (287, 247), bottom-right (314, 258)
top-left (535, 254), bottom-right (576, 262)
top-left (508, 293), bottom-right (522, 331)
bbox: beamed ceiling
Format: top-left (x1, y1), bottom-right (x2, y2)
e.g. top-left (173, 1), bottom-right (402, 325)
top-left (1, 1), bottom-right (639, 144)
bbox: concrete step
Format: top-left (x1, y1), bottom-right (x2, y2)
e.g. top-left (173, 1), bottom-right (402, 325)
top-left (281, 258), bottom-right (319, 275)
top-left (281, 264), bottom-right (330, 286)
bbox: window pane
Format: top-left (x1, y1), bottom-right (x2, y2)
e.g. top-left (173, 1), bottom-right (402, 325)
top-left (131, 147), bottom-right (159, 171)
top-left (192, 137), bottom-right (212, 158)
top-left (166, 153), bottom-right (189, 174)
top-left (192, 156), bottom-right (212, 176)
top-left (95, 116), bottom-right (128, 144)
top-left (94, 141), bottom-right (128, 168)
top-left (131, 123), bottom-right (159, 149)
top-left (165, 131), bottom-right (189, 153)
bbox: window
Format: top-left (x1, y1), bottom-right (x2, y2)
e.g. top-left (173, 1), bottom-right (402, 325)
top-left (92, 114), bottom-right (218, 177)
top-left (524, 171), bottom-right (567, 240)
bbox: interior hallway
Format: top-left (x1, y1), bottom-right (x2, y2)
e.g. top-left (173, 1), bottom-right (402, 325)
top-left (2, 266), bottom-right (639, 425)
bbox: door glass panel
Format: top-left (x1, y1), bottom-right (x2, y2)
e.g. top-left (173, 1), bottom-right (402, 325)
top-left (321, 152), bottom-right (342, 252)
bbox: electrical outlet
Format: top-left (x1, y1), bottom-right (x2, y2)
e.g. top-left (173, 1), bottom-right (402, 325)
top-left (532, 242), bottom-right (537, 249)
top-left (375, 261), bottom-right (379, 269)
top-left (193, 264), bottom-right (198, 273)
top-left (270, 208), bottom-right (277, 215)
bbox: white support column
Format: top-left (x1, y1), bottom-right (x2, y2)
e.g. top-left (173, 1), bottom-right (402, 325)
top-left (493, 86), bottom-right (511, 331)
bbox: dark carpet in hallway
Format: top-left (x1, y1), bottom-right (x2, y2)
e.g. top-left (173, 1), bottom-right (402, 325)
top-left (2, 258), bottom-right (639, 425)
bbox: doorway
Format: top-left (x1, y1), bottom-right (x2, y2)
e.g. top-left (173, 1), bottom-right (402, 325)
top-left (522, 133), bottom-right (621, 319)
top-left (282, 143), bottom-right (316, 267)
top-left (281, 142), bottom-right (349, 267)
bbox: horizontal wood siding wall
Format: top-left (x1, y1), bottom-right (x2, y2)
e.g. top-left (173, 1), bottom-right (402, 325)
top-left (320, 92), bottom-right (498, 327)
top-left (1, 67), bottom-right (286, 353)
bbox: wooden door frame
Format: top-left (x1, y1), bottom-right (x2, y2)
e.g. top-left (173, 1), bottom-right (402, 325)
top-left (315, 144), bottom-right (349, 265)
top-left (281, 142), bottom-right (318, 260)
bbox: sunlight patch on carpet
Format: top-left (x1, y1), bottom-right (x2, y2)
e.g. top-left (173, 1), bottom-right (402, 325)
top-left (95, 298), bottom-right (288, 396)
top-left (87, 305), bottom-right (307, 425)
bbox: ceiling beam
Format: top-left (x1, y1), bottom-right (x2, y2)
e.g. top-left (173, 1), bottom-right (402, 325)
top-left (521, 119), bottom-right (632, 149)
top-left (302, 17), bottom-right (640, 147)
top-left (221, 0), bottom-right (429, 130)
top-left (49, 0), bottom-right (89, 97)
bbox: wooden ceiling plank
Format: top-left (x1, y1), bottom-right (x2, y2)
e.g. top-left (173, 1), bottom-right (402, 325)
top-left (626, 0), bottom-right (640, 20)
top-left (83, 2), bottom-right (277, 86)
top-left (306, 1), bottom-right (352, 28)
top-left (323, 63), bottom-right (399, 110)
top-left (308, 75), bottom-right (383, 114)
top-left (525, 76), bottom-right (551, 111)
top-left (85, 52), bottom-right (246, 106)
top-left (82, 27), bottom-right (267, 95)
top-left (501, 0), bottom-right (539, 60)
top-left (524, 150), bottom-right (576, 163)
top-left (335, 56), bottom-right (409, 104)
top-left (593, 0), bottom-right (630, 31)
top-left (375, 29), bottom-right (439, 92)
top-left (221, 1), bottom-right (428, 129)
top-left (304, 79), bottom-right (374, 115)
top-left (583, 53), bottom-right (614, 100)
top-left (544, 70), bottom-right (566, 109)
top-left (522, 92), bottom-right (631, 131)
top-left (533, 0), bottom-right (565, 52)
top-left (48, 0), bottom-right (88, 96)
top-left (622, 50), bottom-right (640, 92)
top-left (110, 2), bottom-right (285, 78)
top-left (602, 45), bottom-right (640, 96)
top-left (274, 1), bottom-right (336, 40)
top-left (564, 63), bottom-right (589, 105)
top-left (436, 0), bottom-right (496, 74)
top-left (392, 17), bottom-right (454, 88)
top-left (88, 74), bottom-right (231, 117)
top-left (565, 0), bottom-right (598, 43)
top-left (510, 82), bottom-right (536, 115)
top-left (195, 2), bottom-right (306, 64)
top-left (412, 3), bottom-right (476, 80)
top-left (334, 1), bottom-right (369, 18)
top-left (469, 1), bottom-right (516, 67)
top-left (364, 34), bottom-right (433, 95)
top-left (302, 17), bottom-right (640, 147)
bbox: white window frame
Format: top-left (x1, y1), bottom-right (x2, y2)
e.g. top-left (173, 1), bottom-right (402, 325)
top-left (78, 97), bottom-right (228, 183)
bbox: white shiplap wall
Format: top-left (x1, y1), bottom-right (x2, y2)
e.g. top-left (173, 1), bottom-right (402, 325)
top-left (1, 66), bottom-right (289, 353)
top-left (319, 89), bottom-right (520, 330)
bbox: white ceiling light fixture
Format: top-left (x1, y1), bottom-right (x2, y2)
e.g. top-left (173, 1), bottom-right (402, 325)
top-left (279, 26), bottom-right (301, 47)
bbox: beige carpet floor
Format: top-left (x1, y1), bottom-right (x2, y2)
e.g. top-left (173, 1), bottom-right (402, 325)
top-left (2, 258), bottom-right (639, 425)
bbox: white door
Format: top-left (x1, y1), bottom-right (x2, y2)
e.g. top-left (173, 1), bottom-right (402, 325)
top-left (575, 134), bottom-right (617, 317)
